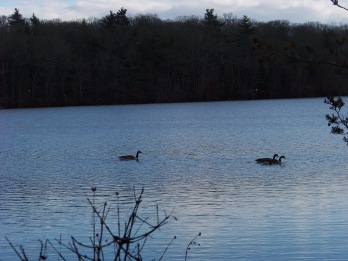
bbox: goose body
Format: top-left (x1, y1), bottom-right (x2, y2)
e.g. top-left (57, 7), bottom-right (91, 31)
top-left (267, 155), bottom-right (286, 165)
top-left (119, 150), bottom-right (142, 161)
top-left (256, 154), bottom-right (279, 164)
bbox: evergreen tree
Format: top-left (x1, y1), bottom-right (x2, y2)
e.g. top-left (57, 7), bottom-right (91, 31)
top-left (115, 7), bottom-right (130, 29)
top-left (101, 7), bottom-right (130, 32)
top-left (235, 15), bottom-right (257, 42)
top-left (203, 9), bottom-right (225, 31)
top-left (101, 10), bottom-right (117, 31)
top-left (7, 8), bottom-right (28, 32)
top-left (29, 13), bottom-right (40, 34)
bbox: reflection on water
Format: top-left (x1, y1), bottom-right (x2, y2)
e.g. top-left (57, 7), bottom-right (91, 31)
top-left (1, 98), bottom-right (348, 260)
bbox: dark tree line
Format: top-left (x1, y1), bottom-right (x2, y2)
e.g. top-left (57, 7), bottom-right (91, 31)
top-left (1, 8), bottom-right (348, 108)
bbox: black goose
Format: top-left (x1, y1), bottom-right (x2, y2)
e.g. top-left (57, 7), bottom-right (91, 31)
top-left (267, 155), bottom-right (286, 165)
top-left (256, 154), bottom-right (279, 164)
top-left (119, 150), bottom-right (142, 161)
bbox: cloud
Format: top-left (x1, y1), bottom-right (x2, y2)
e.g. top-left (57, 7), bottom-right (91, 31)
top-left (1, 0), bottom-right (348, 24)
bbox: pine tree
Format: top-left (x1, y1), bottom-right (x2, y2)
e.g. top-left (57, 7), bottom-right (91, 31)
top-left (30, 13), bottom-right (40, 34)
top-left (203, 9), bottom-right (225, 31)
top-left (101, 7), bottom-right (130, 32)
top-left (115, 7), bottom-right (130, 29)
top-left (235, 15), bottom-right (257, 44)
top-left (7, 8), bottom-right (28, 32)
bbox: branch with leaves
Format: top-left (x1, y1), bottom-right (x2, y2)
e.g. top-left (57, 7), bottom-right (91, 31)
top-left (251, 2), bottom-right (348, 70)
top-left (253, 35), bottom-right (348, 73)
top-left (324, 1), bottom-right (348, 145)
top-left (325, 97), bottom-right (348, 145)
top-left (252, 2), bottom-right (348, 146)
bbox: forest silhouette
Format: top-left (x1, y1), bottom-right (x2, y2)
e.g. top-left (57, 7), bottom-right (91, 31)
top-left (1, 8), bottom-right (348, 108)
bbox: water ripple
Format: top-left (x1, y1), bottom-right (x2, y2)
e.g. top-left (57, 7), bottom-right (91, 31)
top-left (1, 99), bottom-right (348, 260)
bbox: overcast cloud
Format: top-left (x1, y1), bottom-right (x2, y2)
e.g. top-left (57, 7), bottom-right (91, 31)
top-left (1, 0), bottom-right (348, 24)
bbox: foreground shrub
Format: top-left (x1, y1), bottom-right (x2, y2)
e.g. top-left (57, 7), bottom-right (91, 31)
top-left (6, 187), bottom-right (201, 260)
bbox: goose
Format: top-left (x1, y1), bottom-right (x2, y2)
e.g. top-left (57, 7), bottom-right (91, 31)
top-left (256, 154), bottom-right (279, 164)
top-left (267, 155), bottom-right (286, 165)
top-left (119, 150), bottom-right (142, 161)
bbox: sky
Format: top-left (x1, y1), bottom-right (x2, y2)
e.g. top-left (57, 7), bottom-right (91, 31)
top-left (1, 0), bottom-right (348, 24)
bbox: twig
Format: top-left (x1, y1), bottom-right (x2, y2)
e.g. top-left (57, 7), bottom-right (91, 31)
top-left (5, 236), bottom-right (27, 261)
top-left (158, 236), bottom-right (176, 261)
top-left (47, 239), bottom-right (67, 261)
top-left (38, 239), bottom-right (48, 260)
top-left (185, 232), bottom-right (202, 261)
top-left (91, 187), bottom-right (96, 261)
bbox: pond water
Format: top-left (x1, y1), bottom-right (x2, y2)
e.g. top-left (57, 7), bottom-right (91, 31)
top-left (1, 98), bottom-right (348, 260)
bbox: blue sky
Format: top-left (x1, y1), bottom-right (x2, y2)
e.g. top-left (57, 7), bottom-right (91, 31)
top-left (1, 0), bottom-right (348, 24)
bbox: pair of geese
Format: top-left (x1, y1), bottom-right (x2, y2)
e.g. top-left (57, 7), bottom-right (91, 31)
top-left (256, 154), bottom-right (286, 165)
top-left (119, 151), bottom-right (286, 165)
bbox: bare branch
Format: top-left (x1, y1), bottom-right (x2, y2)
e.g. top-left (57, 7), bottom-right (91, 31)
top-left (185, 232), bottom-right (202, 261)
top-left (5, 236), bottom-right (27, 261)
top-left (331, 0), bottom-right (348, 11)
top-left (7, 188), bottom-right (182, 260)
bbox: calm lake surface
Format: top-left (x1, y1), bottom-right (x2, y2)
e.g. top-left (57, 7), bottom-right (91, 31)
top-left (1, 98), bottom-right (348, 260)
